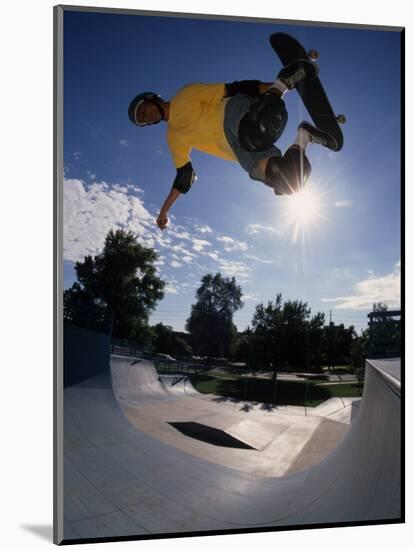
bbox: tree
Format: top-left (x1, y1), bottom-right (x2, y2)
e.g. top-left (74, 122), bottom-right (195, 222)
top-left (251, 294), bottom-right (284, 369)
top-left (247, 295), bottom-right (325, 371)
top-left (64, 229), bottom-right (165, 338)
top-left (152, 323), bottom-right (192, 356)
top-left (281, 300), bottom-right (312, 369)
top-left (308, 312), bottom-right (326, 370)
top-left (186, 272), bottom-right (243, 357)
top-left (350, 330), bottom-right (368, 372)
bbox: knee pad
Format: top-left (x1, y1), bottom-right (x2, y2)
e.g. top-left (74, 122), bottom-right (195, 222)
top-left (265, 147), bottom-right (311, 195)
top-left (238, 92), bottom-right (288, 152)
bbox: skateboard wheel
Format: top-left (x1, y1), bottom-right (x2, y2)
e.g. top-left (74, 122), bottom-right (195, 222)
top-left (336, 114), bottom-right (346, 124)
top-left (308, 49), bottom-right (319, 60)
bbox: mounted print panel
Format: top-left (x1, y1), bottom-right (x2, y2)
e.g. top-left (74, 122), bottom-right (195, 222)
top-left (54, 5), bottom-right (404, 545)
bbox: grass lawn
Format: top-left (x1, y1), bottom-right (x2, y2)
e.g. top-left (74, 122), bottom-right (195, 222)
top-left (317, 383), bottom-right (363, 399)
top-left (321, 365), bottom-right (355, 374)
top-left (190, 373), bottom-right (362, 407)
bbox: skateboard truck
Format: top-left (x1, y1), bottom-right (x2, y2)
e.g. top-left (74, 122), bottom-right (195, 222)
top-left (307, 49), bottom-right (319, 61)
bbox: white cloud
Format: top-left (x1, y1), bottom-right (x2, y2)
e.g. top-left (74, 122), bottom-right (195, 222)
top-left (195, 223), bottom-right (213, 234)
top-left (192, 238), bottom-right (212, 252)
top-left (171, 244), bottom-right (195, 257)
top-left (64, 177), bottom-right (253, 296)
top-left (170, 229), bottom-right (192, 241)
top-left (205, 251), bottom-right (220, 261)
top-left (216, 258), bottom-right (252, 281)
top-left (217, 235), bottom-right (248, 252)
top-left (244, 254), bottom-right (273, 264)
top-left (334, 200), bottom-right (353, 208)
top-left (165, 284), bottom-right (179, 295)
top-left (246, 223), bottom-right (281, 237)
top-left (86, 171), bottom-right (96, 180)
top-left (154, 258), bottom-right (165, 266)
top-left (63, 177), bottom-right (155, 263)
top-left (322, 262), bottom-right (401, 310)
top-left (246, 296), bottom-right (259, 303)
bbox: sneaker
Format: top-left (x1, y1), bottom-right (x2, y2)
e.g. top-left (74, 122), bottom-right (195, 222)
top-left (277, 59), bottom-right (319, 89)
top-left (298, 121), bottom-right (338, 150)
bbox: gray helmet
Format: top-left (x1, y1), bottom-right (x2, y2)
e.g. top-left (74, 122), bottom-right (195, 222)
top-left (128, 92), bottom-right (164, 126)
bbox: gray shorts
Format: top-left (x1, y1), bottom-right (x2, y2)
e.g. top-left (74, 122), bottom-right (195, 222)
top-left (223, 94), bottom-right (282, 182)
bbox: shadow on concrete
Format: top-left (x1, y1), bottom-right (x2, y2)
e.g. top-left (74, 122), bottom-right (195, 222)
top-left (169, 422), bottom-right (256, 450)
top-left (350, 400), bottom-right (362, 423)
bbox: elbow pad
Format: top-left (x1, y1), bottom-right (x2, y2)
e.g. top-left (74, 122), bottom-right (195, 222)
top-left (172, 162), bottom-right (196, 194)
top-left (225, 80), bottom-right (261, 97)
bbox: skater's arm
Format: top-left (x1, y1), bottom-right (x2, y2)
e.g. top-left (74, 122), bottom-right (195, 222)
top-left (156, 162), bottom-right (197, 230)
top-left (156, 187), bottom-right (181, 230)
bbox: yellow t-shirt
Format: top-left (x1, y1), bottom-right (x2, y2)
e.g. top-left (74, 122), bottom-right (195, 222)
top-left (167, 83), bottom-right (237, 168)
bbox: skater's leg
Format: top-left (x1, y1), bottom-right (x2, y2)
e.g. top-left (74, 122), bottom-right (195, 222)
top-left (264, 145), bottom-right (311, 195)
top-left (238, 92), bottom-right (288, 152)
top-left (297, 121), bottom-right (338, 150)
top-left (267, 58), bottom-right (319, 97)
top-left (237, 60), bottom-right (319, 153)
top-left (254, 118), bottom-right (337, 194)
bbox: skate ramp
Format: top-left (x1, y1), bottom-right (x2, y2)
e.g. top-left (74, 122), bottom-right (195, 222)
top-left (110, 354), bottom-right (172, 405)
top-left (159, 373), bottom-right (200, 397)
top-left (308, 397), bottom-right (361, 424)
top-left (62, 358), bottom-right (401, 542)
top-left (111, 357), bottom-right (332, 458)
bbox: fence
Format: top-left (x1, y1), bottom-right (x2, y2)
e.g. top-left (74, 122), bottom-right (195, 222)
top-left (63, 302), bottom-right (113, 387)
top-left (367, 310), bottom-right (401, 359)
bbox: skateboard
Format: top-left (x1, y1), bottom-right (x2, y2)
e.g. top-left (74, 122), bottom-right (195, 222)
top-left (270, 32), bottom-right (345, 151)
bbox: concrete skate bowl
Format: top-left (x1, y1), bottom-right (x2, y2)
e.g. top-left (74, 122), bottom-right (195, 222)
top-left (61, 356), bottom-right (401, 543)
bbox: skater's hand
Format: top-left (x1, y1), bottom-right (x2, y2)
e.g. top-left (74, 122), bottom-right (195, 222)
top-left (156, 209), bottom-right (168, 231)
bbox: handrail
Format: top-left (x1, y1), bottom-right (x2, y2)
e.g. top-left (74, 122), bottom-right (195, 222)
top-left (366, 358), bottom-right (401, 396)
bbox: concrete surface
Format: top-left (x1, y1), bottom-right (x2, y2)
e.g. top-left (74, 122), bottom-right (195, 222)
top-left (61, 356), bottom-right (401, 542)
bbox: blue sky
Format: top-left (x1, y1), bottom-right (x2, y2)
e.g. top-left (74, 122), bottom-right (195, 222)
top-left (63, 10), bottom-right (402, 334)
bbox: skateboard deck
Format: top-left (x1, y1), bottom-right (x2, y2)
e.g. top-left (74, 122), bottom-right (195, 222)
top-left (270, 32), bottom-right (344, 151)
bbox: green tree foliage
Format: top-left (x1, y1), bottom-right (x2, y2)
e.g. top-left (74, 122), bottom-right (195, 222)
top-left (64, 229), bottom-right (165, 338)
top-left (323, 323), bottom-right (356, 368)
top-left (232, 327), bottom-right (255, 364)
top-left (186, 272), bottom-right (243, 357)
top-left (308, 312), bottom-right (326, 369)
top-left (350, 330), bottom-right (368, 372)
top-left (251, 294), bottom-right (284, 369)
top-left (249, 294), bottom-right (325, 370)
top-left (152, 323), bottom-right (192, 356)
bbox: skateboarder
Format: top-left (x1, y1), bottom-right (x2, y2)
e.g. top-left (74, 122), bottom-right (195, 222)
top-left (128, 59), bottom-right (333, 231)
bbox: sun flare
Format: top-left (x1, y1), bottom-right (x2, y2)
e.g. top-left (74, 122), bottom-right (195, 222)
top-left (286, 187), bottom-right (321, 224)
top-left (282, 186), bottom-right (325, 244)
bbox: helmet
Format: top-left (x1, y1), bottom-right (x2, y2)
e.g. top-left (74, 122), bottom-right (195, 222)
top-left (128, 92), bottom-right (165, 126)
